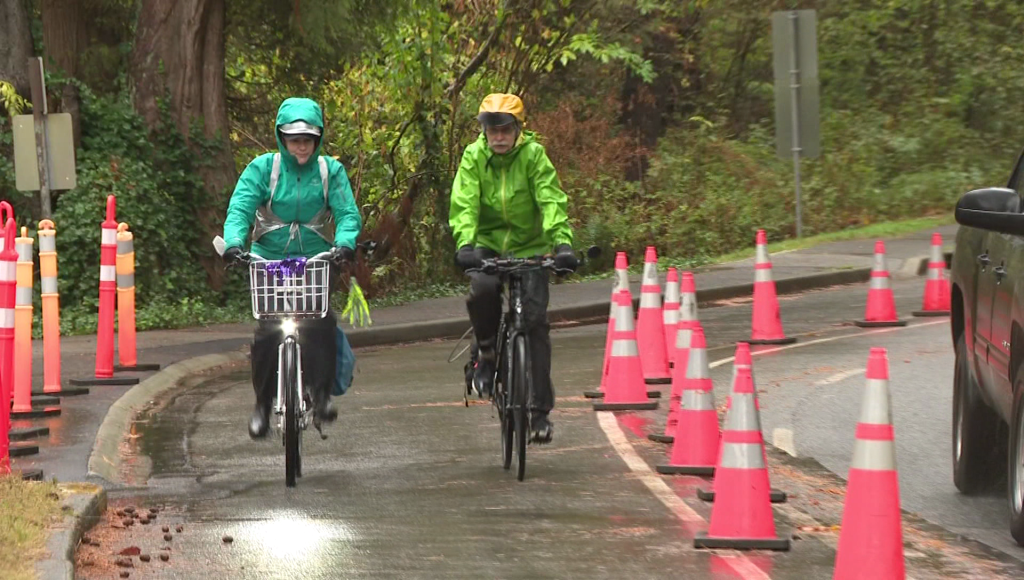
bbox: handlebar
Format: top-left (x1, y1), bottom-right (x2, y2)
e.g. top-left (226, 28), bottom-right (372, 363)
top-left (216, 237), bottom-right (377, 269)
top-left (465, 245), bottom-right (600, 277)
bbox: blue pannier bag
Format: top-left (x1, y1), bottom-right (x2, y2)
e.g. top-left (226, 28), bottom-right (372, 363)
top-left (333, 326), bottom-right (356, 396)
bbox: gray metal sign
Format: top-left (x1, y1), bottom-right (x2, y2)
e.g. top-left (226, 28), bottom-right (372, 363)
top-left (772, 9), bottom-right (820, 237)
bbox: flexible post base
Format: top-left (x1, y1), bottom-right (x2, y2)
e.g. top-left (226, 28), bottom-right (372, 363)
top-left (854, 320), bottom-right (908, 328)
top-left (749, 337), bottom-right (797, 345)
top-left (912, 310), bottom-right (950, 317)
top-left (39, 386), bottom-right (91, 397)
top-left (29, 395), bottom-right (60, 406)
top-left (69, 376), bottom-right (140, 387)
top-left (647, 433), bottom-right (673, 444)
top-left (656, 464), bottom-right (714, 476)
top-left (10, 443), bottom-right (39, 457)
top-left (697, 486), bottom-right (787, 503)
top-left (9, 426), bottom-right (50, 441)
top-left (694, 531), bottom-right (790, 551)
top-left (644, 377), bottom-right (672, 385)
top-left (593, 401), bottom-right (659, 412)
top-left (19, 469), bottom-right (44, 481)
top-left (115, 363), bottom-right (162, 372)
top-left (585, 390), bottom-right (661, 399)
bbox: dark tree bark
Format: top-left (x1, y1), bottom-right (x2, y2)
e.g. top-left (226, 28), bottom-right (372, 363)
top-left (132, 0), bottom-right (234, 289)
top-left (41, 0), bottom-right (82, 147)
top-left (0, 0), bottom-right (33, 97)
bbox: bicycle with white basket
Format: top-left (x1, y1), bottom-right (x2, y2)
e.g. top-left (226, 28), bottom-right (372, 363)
top-left (213, 236), bottom-right (372, 487)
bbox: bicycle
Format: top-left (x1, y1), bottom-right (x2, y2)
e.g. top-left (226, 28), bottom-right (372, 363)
top-left (466, 247), bottom-right (598, 481)
top-left (213, 236), bottom-right (372, 488)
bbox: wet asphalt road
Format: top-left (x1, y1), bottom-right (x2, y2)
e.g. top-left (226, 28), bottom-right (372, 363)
top-left (79, 275), bottom-right (1024, 579)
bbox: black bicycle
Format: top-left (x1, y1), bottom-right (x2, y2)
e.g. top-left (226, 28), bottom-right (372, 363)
top-left (466, 248), bottom-right (598, 481)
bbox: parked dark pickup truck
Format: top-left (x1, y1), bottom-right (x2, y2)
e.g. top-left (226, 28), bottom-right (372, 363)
top-left (952, 147), bottom-right (1024, 545)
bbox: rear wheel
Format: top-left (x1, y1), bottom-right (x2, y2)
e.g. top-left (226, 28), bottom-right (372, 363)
top-left (512, 335), bottom-right (529, 481)
top-left (952, 335), bottom-right (1002, 494)
top-left (284, 339), bottom-right (300, 488)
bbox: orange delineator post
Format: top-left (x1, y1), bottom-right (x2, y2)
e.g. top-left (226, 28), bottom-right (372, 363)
top-left (37, 221), bottom-right (88, 396)
top-left (113, 223), bottom-right (159, 373)
top-left (0, 213), bottom-right (15, 475)
top-left (69, 195), bottom-right (139, 387)
top-left (11, 228), bottom-right (34, 414)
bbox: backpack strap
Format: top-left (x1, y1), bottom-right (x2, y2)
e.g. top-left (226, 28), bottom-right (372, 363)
top-left (318, 156), bottom-right (329, 204)
top-left (268, 153), bottom-right (282, 210)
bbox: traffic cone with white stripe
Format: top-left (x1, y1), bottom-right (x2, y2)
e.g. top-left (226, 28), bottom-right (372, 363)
top-left (657, 326), bottom-right (718, 475)
top-left (694, 364), bottom-right (790, 551)
top-left (855, 241), bottom-right (907, 328)
top-left (833, 347), bottom-right (905, 579)
top-left (697, 342), bottom-right (786, 503)
top-left (663, 268), bottom-right (680, 365)
top-left (649, 282), bottom-right (701, 445)
top-left (913, 233), bottom-right (951, 317)
top-left (593, 290), bottom-right (658, 411)
top-left (750, 230), bottom-right (796, 345)
top-left (636, 247), bottom-right (671, 384)
top-left (11, 228), bottom-right (59, 420)
top-left (585, 252), bottom-right (635, 399)
top-left (70, 195), bottom-right (140, 387)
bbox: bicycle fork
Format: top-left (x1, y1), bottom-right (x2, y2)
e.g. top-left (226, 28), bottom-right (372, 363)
top-left (275, 328), bottom-right (310, 434)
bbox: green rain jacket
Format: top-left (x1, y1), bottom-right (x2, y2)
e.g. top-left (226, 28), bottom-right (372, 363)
top-left (223, 98), bottom-right (362, 259)
top-left (449, 131), bottom-right (572, 258)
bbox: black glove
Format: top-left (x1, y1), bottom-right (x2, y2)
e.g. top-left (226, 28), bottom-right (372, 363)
top-left (455, 245), bottom-right (482, 271)
top-left (223, 246), bottom-right (243, 267)
top-left (333, 245), bottom-right (356, 265)
top-left (553, 244), bottom-right (578, 273)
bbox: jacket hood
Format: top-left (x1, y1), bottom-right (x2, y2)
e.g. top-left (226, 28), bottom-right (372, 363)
top-left (275, 97), bottom-right (325, 163)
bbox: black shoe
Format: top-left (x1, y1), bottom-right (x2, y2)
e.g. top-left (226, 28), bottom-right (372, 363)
top-left (472, 353), bottom-right (496, 399)
top-left (313, 398), bottom-right (338, 430)
top-left (530, 414), bottom-right (553, 444)
top-left (249, 403), bottom-right (270, 439)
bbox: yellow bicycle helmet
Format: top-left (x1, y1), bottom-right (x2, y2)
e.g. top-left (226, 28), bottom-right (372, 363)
top-left (477, 93), bottom-right (525, 127)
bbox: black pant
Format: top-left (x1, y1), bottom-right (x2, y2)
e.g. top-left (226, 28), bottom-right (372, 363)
top-left (467, 258), bottom-right (553, 416)
top-left (251, 312), bottom-right (337, 411)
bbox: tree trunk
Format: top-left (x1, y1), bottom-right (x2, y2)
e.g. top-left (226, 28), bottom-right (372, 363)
top-left (0, 0), bottom-right (33, 97)
top-left (131, 0), bottom-right (234, 289)
top-left (41, 0), bottom-right (82, 147)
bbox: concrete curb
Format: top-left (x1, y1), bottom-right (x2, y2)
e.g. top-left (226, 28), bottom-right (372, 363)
top-left (36, 482), bottom-right (107, 580)
top-left (87, 351), bottom-right (250, 485)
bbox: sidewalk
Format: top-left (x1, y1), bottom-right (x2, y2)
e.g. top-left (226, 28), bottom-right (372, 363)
top-left (10, 223), bottom-right (959, 484)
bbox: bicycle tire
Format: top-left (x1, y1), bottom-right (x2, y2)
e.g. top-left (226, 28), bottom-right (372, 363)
top-left (499, 349), bottom-right (514, 470)
top-left (284, 338), bottom-right (300, 488)
top-left (512, 335), bottom-right (529, 481)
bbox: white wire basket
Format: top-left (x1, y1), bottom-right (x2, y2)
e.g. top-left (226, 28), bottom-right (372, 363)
top-left (249, 258), bottom-right (331, 319)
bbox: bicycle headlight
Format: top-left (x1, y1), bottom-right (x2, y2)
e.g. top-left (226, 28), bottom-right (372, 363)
top-left (281, 319), bottom-right (297, 336)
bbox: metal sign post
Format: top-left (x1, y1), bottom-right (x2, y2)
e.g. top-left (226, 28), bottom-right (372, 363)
top-left (772, 10), bottom-right (819, 238)
top-left (28, 57), bottom-right (52, 218)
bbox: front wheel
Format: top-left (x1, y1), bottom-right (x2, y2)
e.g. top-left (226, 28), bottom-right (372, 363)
top-left (1008, 364), bottom-right (1024, 544)
top-left (512, 335), bottom-right (529, 482)
top-left (283, 339), bottom-right (301, 488)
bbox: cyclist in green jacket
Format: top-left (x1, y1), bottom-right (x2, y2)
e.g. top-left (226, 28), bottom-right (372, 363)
top-left (222, 97), bottom-right (362, 439)
top-left (450, 93), bottom-right (577, 444)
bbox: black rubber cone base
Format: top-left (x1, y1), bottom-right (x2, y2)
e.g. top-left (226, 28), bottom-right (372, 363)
top-left (697, 486), bottom-right (787, 503)
top-left (19, 469), bottom-right (44, 481)
top-left (593, 401), bottom-right (659, 411)
top-left (69, 376), bottom-right (140, 387)
top-left (647, 433), bottom-right (673, 444)
top-left (694, 531), bottom-right (790, 551)
top-left (29, 395), bottom-right (60, 406)
top-left (912, 310), bottom-right (950, 317)
top-left (10, 443), bottom-right (39, 457)
top-left (115, 363), bottom-right (162, 372)
top-left (36, 386), bottom-right (91, 397)
top-left (645, 377), bottom-right (671, 385)
top-left (583, 390), bottom-right (604, 399)
top-left (9, 426), bottom-right (49, 441)
top-left (656, 464), bottom-right (714, 476)
top-left (854, 319), bottom-right (908, 328)
top-left (11, 407), bottom-right (61, 419)
top-left (749, 336), bottom-right (797, 345)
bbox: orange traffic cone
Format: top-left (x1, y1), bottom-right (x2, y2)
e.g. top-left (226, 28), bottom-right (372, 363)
top-left (855, 241), bottom-right (907, 327)
top-left (657, 326), bottom-right (718, 475)
top-left (636, 247), bottom-right (671, 384)
top-left (750, 230), bottom-right (796, 345)
top-left (694, 364), bottom-right (790, 551)
top-left (586, 253), bottom-right (655, 398)
top-left (833, 347), bottom-right (905, 579)
top-left (697, 342), bottom-right (786, 503)
top-left (663, 268), bottom-right (680, 364)
top-left (649, 305), bottom-right (702, 445)
top-left (593, 290), bottom-right (658, 411)
top-left (912, 233), bottom-right (950, 317)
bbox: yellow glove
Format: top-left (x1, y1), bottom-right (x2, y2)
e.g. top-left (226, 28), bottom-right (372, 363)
top-left (342, 280), bottom-right (373, 328)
